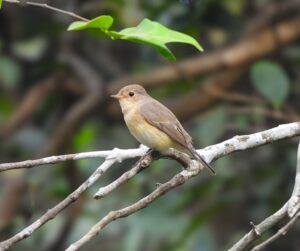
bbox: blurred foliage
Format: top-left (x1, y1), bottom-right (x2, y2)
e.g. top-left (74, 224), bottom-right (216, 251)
top-left (251, 60), bottom-right (290, 108)
top-left (0, 55), bottom-right (22, 87)
top-left (0, 0), bottom-right (300, 251)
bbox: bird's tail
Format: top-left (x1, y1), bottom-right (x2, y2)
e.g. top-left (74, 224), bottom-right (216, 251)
top-left (189, 148), bottom-right (216, 176)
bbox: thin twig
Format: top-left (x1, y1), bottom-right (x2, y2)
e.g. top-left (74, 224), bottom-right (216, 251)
top-left (3, 0), bottom-right (90, 22)
top-left (66, 160), bottom-right (200, 251)
top-left (94, 149), bottom-right (190, 199)
top-left (288, 140), bottom-right (300, 217)
top-left (251, 212), bottom-right (300, 251)
top-left (0, 146), bottom-right (148, 172)
top-left (228, 138), bottom-right (300, 251)
top-left (3, 0), bottom-right (89, 21)
top-left (0, 159), bottom-right (115, 251)
top-left (94, 151), bottom-right (155, 199)
top-left (228, 203), bottom-right (288, 251)
top-left (1, 122), bottom-right (300, 250)
top-left (66, 122), bottom-right (300, 250)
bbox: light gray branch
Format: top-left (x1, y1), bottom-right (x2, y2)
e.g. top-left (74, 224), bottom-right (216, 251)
top-left (94, 122), bottom-right (300, 200)
top-left (0, 146), bottom-right (148, 172)
top-left (66, 122), bottom-right (300, 250)
top-left (66, 160), bottom-right (200, 251)
top-left (0, 158), bottom-right (116, 251)
top-left (1, 122), bottom-right (300, 251)
top-left (228, 203), bottom-right (288, 251)
top-left (228, 137), bottom-right (300, 251)
top-left (288, 141), bottom-right (300, 217)
top-left (251, 212), bottom-right (300, 251)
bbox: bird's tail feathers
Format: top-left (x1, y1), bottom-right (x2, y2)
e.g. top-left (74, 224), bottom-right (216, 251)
top-left (190, 148), bottom-right (216, 176)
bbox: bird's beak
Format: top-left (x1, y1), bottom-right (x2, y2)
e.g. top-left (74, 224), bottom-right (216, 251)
top-left (110, 93), bottom-right (123, 99)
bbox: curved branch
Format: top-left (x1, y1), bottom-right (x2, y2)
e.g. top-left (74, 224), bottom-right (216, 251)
top-left (66, 165), bottom-right (199, 251)
top-left (0, 74), bottom-right (62, 139)
top-left (228, 203), bottom-right (288, 251)
top-left (0, 146), bottom-right (148, 172)
top-left (0, 159), bottom-right (116, 251)
top-left (251, 212), bottom-right (300, 251)
top-left (288, 140), bottom-right (300, 217)
top-left (65, 122), bottom-right (300, 251)
top-left (228, 139), bottom-right (300, 251)
top-left (1, 123), bottom-right (299, 250)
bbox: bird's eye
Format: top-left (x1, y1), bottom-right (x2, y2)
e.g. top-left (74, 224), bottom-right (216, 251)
top-left (129, 91), bottom-right (134, 97)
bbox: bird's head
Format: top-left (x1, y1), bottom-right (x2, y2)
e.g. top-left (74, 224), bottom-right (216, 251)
top-left (111, 84), bottom-right (148, 111)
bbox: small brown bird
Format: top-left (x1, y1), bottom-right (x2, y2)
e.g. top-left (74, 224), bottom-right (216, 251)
top-left (111, 84), bottom-right (215, 175)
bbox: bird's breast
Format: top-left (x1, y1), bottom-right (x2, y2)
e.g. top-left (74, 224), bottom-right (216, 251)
top-left (124, 108), bottom-right (174, 151)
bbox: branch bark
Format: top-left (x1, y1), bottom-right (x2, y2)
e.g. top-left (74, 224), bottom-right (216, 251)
top-left (65, 122), bottom-right (300, 251)
top-left (228, 139), bottom-right (300, 251)
top-left (0, 159), bottom-right (115, 251)
top-left (66, 160), bottom-right (200, 251)
top-left (0, 121), bottom-right (299, 251)
top-left (251, 212), bottom-right (300, 251)
top-left (288, 140), bottom-right (300, 217)
top-left (0, 146), bottom-right (148, 172)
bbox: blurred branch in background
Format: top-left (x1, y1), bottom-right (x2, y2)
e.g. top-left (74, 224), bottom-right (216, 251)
top-left (0, 122), bottom-right (300, 250)
top-left (0, 171), bottom-right (27, 231)
top-left (3, 0), bottom-right (300, 136)
top-left (41, 51), bottom-right (104, 155)
top-left (0, 73), bottom-right (83, 139)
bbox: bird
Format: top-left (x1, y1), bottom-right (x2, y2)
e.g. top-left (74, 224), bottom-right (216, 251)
top-left (111, 84), bottom-right (216, 175)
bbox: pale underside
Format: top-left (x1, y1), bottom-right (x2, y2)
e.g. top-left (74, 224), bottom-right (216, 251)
top-left (124, 97), bottom-right (193, 153)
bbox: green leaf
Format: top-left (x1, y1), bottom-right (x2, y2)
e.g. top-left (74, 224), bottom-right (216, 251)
top-left (68, 16), bottom-right (203, 61)
top-left (0, 0), bottom-right (2, 10)
top-left (67, 15), bottom-right (113, 32)
top-left (251, 61), bottom-right (290, 108)
top-left (109, 19), bottom-right (203, 61)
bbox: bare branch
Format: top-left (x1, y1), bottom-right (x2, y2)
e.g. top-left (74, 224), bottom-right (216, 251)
top-left (251, 212), bottom-right (300, 251)
top-left (67, 122), bottom-right (300, 250)
top-left (94, 150), bottom-right (155, 199)
top-left (0, 146), bottom-right (148, 172)
top-left (0, 159), bottom-right (115, 250)
top-left (2, 0), bottom-right (89, 21)
top-left (228, 203), bottom-right (288, 251)
top-left (202, 122), bottom-right (300, 163)
top-left (288, 140), bottom-right (300, 217)
top-left (66, 156), bottom-right (200, 251)
top-left (228, 138), bottom-right (300, 251)
top-left (1, 122), bottom-right (300, 250)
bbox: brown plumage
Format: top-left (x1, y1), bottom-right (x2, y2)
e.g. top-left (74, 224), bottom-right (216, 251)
top-left (111, 84), bottom-right (216, 175)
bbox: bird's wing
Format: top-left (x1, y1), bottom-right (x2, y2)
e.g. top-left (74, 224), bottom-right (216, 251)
top-left (139, 98), bottom-right (192, 148)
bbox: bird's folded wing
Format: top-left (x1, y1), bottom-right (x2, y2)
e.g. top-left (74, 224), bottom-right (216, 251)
top-left (140, 99), bottom-right (192, 148)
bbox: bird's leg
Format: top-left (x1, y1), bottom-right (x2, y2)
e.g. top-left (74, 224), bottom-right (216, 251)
top-left (146, 148), bottom-right (154, 155)
top-left (135, 148), bottom-right (159, 168)
top-left (159, 148), bottom-right (190, 169)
